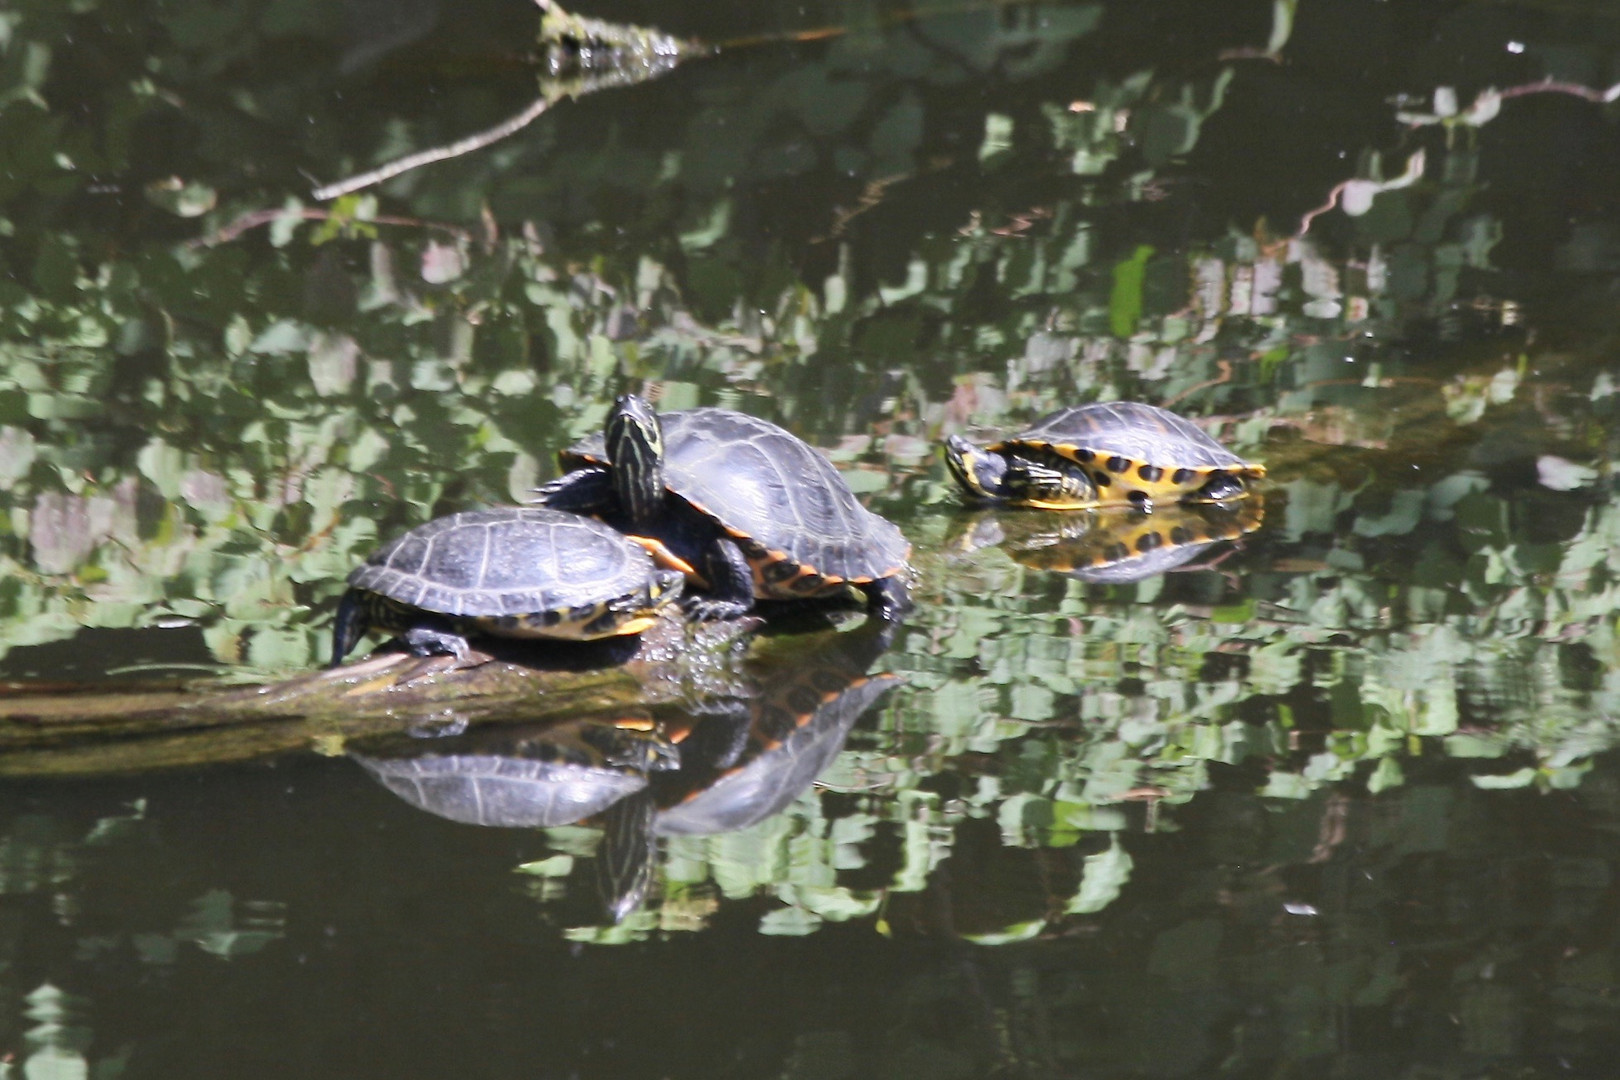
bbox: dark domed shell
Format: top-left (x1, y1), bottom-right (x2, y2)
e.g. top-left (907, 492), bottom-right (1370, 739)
top-left (568, 409), bottom-right (910, 585)
top-left (349, 507), bottom-right (656, 617)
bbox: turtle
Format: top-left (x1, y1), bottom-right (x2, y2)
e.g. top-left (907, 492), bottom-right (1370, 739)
top-left (952, 498), bottom-right (1265, 584)
top-left (535, 395), bottom-right (912, 621)
top-left (943, 401), bottom-right (1265, 510)
top-left (330, 506), bottom-right (684, 666)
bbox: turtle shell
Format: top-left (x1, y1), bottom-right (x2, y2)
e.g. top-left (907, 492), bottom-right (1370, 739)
top-left (563, 409), bottom-right (911, 600)
top-left (350, 507), bottom-right (663, 629)
top-left (995, 402), bottom-right (1264, 506)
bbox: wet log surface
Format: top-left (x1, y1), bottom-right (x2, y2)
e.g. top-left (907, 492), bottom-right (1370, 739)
top-left (0, 615), bottom-right (762, 777)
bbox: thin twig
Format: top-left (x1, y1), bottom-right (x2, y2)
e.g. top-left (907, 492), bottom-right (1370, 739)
top-left (1295, 179), bottom-right (1351, 238)
top-left (1162, 360), bottom-right (1235, 409)
top-left (189, 208), bottom-right (471, 249)
top-left (312, 95), bottom-right (554, 202)
top-left (1498, 78), bottom-right (1620, 103)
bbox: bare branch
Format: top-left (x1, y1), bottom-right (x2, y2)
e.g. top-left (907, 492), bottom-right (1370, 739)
top-left (312, 95), bottom-right (554, 202)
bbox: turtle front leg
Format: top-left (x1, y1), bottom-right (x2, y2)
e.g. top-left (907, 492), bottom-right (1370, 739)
top-left (1188, 471), bottom-right (1248, 502)
top-left (401, 618), bottom-right (474, 661)
top-left (861, 576), bottom-right (912, 623)
top-left (532, 465), bottom-right (615, 514)
top-left (682, 538), bottom-right (757, 620)
top-left (1005, 454), bottom-right (1096, 507)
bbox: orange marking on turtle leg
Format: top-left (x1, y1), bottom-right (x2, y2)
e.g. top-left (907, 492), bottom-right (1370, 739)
top-left (756, 556), bottom-right (804, 588)
top-left (624, 535), bottom-right (703, 581)
top-left (787, 569), bottom-right (836, 596)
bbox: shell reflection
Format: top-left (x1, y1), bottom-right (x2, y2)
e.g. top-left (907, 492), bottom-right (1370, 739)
top-left (951, 497), bottom-right (1264, 584)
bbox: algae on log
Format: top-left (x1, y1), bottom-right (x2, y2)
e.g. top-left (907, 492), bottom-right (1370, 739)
top-left (0, 615), bottom-right (758, 778)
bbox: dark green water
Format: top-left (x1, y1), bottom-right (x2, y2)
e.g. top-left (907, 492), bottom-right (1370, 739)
top-left (5, 0), bottom-right (1620, 1075)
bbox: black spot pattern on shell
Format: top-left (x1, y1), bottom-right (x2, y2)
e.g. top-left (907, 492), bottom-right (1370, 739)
top-left (991, 402), bottom-right (1262, 500)
top-left (762, 559), bottom-right (805, 585)
top-left (1002, 499), bottom-right (1266, 584)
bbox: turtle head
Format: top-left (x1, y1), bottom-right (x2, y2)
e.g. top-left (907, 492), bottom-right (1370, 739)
top-left (607, 394), bottom-right (666, 526)
top-left (943, 435), bottom-right (1010, 502)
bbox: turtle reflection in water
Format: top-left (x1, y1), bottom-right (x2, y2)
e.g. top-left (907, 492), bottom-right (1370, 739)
top-left (952, 498), bottom-right (1265, 584)
top-left (351, 622), bottom-right (902, 925)
top-left (351, 718), bottom-right (677, 920)
top-left (657, 624), bottom-right (902, 837)
top-left (944, 401), bottom-right (1265, 511)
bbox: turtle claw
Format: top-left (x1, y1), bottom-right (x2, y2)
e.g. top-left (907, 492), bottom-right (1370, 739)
top-left (391, 650), bottom-right (485, 688)
top-left (403, 626), bottom-right (474, 660)
top-left (861, 577), bottom-right (912, 623)
top-left (681, 595), bottom-right (755, 621)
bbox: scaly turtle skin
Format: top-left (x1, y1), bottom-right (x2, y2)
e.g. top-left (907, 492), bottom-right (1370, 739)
top-left (537, 395), bottom-right (911, 621)
top-left (943, 401), bottom-right (1265, 510)
top-left (331, 506), bottom-right (684, 665)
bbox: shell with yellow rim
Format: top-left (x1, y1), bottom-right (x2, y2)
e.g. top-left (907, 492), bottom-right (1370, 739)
top-left (943, 401), bottom-right (1265, 511)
